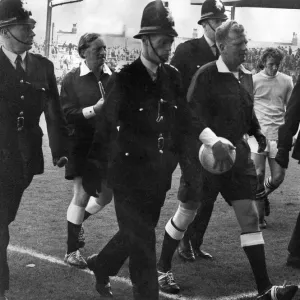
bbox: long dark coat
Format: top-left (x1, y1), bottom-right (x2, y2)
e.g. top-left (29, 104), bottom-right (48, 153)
top-left (0, 48), bottom-right (67, 187)
top-left (0, 48), bottom-right (67, 293)
top-left (84, 58), bottom-right (200, 198)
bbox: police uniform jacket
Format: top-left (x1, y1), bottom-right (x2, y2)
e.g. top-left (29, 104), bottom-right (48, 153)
top-left (0, 48), bottom-right (67, 181)
top-left (171, 36), bottom-right (217, 95)
top-left (278, 76), bottom-right (300, 161)
top-left (88, 57), bottom-right (191, 195)
top-left (188, 60), bottom-right (260, 153)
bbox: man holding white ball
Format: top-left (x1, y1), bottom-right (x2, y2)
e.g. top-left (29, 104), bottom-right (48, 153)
top-left (158, 20), bottom-right (298, 300)
top-left (188, 20), bottom-right (298, 300)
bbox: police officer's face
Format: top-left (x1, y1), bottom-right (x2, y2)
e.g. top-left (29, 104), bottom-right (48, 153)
top-left (6, 24), bottom-right (35, 53)
top-left (204, 18), bottom-right (225, 42)
top-left (84, 38), bottom-right (107, 71)
top-left (145, 34), bottom-right (174, 64)
top-left (223, 31), bottom-right (248, 67)
top-left (263, 56), bottom-right (281, 77)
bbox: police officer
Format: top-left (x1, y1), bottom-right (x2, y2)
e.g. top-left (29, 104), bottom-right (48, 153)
top-left (171, 0), bottom-right (228, 262)
top-left (276, 77), bottom-right (300, 269)
top-left (82, 1), bottom-right (199, 299)
top-left (0, 1), bottom-right (67, 299)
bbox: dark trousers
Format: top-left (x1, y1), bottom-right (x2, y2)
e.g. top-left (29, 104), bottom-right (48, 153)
top-left (288, 212), bottom-right (300, 257)
top-left (0, 173), bottom-right (33, 293)
top-left (94, 189), bottom-right (166, 300)
top-left (184, 201), bottom-right (214, 248)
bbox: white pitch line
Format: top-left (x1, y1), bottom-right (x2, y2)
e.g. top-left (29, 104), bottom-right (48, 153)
top-left (8, 244), bottom-right (257, 300)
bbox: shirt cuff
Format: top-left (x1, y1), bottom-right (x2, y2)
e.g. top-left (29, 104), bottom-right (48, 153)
top-left (82, 106), bottom-right (96, 119)
top-left (199, 127), bottom-right (219, 147)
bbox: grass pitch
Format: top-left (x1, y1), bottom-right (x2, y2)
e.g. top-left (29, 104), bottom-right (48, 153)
top-left (6, 134), bottom-right (300, 300)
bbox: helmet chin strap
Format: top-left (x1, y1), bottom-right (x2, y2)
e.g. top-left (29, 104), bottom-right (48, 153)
top-left (7, 28), bottom-right (32, 46)
top-left (207, 20), bottom-right (216, 32)
top-left (148, 36), bottom-right (167, 64)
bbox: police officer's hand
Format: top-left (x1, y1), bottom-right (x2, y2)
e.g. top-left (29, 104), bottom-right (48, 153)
top-left (254, 131), bottom-right (267, 153)
top-left (93, 98), bottom-right (105, 115)
top-left (82, 159), bottom-right (102, 197)
top-left (53, 156), bottom-right (68, 168)
top-left (275, 148), bottom-right (289, 169)
top-left (212, 141), bottom-right (235, 173)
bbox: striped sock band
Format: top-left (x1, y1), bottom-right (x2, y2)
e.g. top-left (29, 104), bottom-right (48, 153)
top-left (165, 218), bottom-right (186, 240)
top-left (264, 176), bottom-right (278, 192)
top-left (241, 232), bottom-right (265, 247)
top-left (256, 187), bottom-right (267, 201)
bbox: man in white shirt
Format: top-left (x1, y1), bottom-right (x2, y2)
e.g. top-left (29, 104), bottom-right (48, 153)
top-left (248, 48), bottom-right (294, 228)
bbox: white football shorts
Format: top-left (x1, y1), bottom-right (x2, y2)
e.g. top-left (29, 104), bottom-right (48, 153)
top-left (248, 136), bottom-right (278, 158)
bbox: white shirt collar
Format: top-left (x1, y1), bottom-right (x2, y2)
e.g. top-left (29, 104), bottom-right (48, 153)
top-left (80, 61), bottom-right (112, 77)
top-left (2, 46), bottom-right (26, 65)
top-left (103, 63), bottom-right (112, 75)
top-left (216, 56), bottom-right (252, 79)
top-left (80, 61), bottom-right (91, 76)
top-left (140, 54), bottom-right (159, 74)
top-left (204, 34), bottom-right (215, 48)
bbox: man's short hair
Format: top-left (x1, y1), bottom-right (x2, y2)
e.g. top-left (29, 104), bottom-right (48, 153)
top-left (260, 47), bottom-right (284, 64)
top-left (215, 20), bottom-right (245, 46)
top-left (78, 33), bottom-right (102, 59)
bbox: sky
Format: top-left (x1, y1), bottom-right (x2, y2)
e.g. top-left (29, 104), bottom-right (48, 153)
top-left (26, 0), bottom-right (300, 44)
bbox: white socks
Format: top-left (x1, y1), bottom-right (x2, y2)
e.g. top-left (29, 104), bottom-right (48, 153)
top-left (67, 203), bottom-right (85, 225)
top-left (165, 206), bottom-right (197, 240)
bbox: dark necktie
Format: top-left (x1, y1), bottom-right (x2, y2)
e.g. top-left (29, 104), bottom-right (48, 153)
top-left (15, 55), bottom-right (26, 80)
top-left (155, 65), bottom-right (161, 82)
top-left (212, 44), bottom-right (220, 58)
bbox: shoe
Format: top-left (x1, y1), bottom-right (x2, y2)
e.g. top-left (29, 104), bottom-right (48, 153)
top-left (264, 198), bottom-right (270, 216)
top-left (64, 250), bottom-right (87, 269)
top-left (87, 254), bottom-right (113, 298)
top-left (177, 239), bottom-right (196, 262)
top-left (259, 219), bottom-right (267, 230)
top-left (78, 225), bottom-right (85, 248)
top-left (287, 254), bottom-right (300, 269)
top-left (193, 248), bottom-right (213, 259)
top-left (158, 270), bottom-right (180, 294)
top-left (257, 284), bottom-right (298, 300)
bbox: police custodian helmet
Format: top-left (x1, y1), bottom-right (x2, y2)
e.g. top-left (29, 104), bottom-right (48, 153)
top-left (134, 0), bottom-right (178, 39)
top-left (198, 0), bottom-right (228, 25)
top-left (0, 0), bottom-right (36, 29)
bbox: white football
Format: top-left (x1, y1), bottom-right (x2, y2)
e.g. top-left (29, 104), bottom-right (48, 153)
top-left (199, 137), bottom-right (236, 174)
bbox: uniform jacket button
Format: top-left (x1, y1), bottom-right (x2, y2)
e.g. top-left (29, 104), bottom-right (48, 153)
top-left (21, 95), bottom-right (25, 100)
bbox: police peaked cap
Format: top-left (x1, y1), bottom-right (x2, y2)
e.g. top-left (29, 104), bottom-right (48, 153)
top-left (134, 0), bottom-right (178, 39)
top-left (198, 0), bottom-right (228, 25)
top-left (0, 0), bottom-right (36, 29)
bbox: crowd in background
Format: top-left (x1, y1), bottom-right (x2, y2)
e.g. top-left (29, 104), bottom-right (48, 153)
top-left (31, 41), bottom-right (300, 85)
